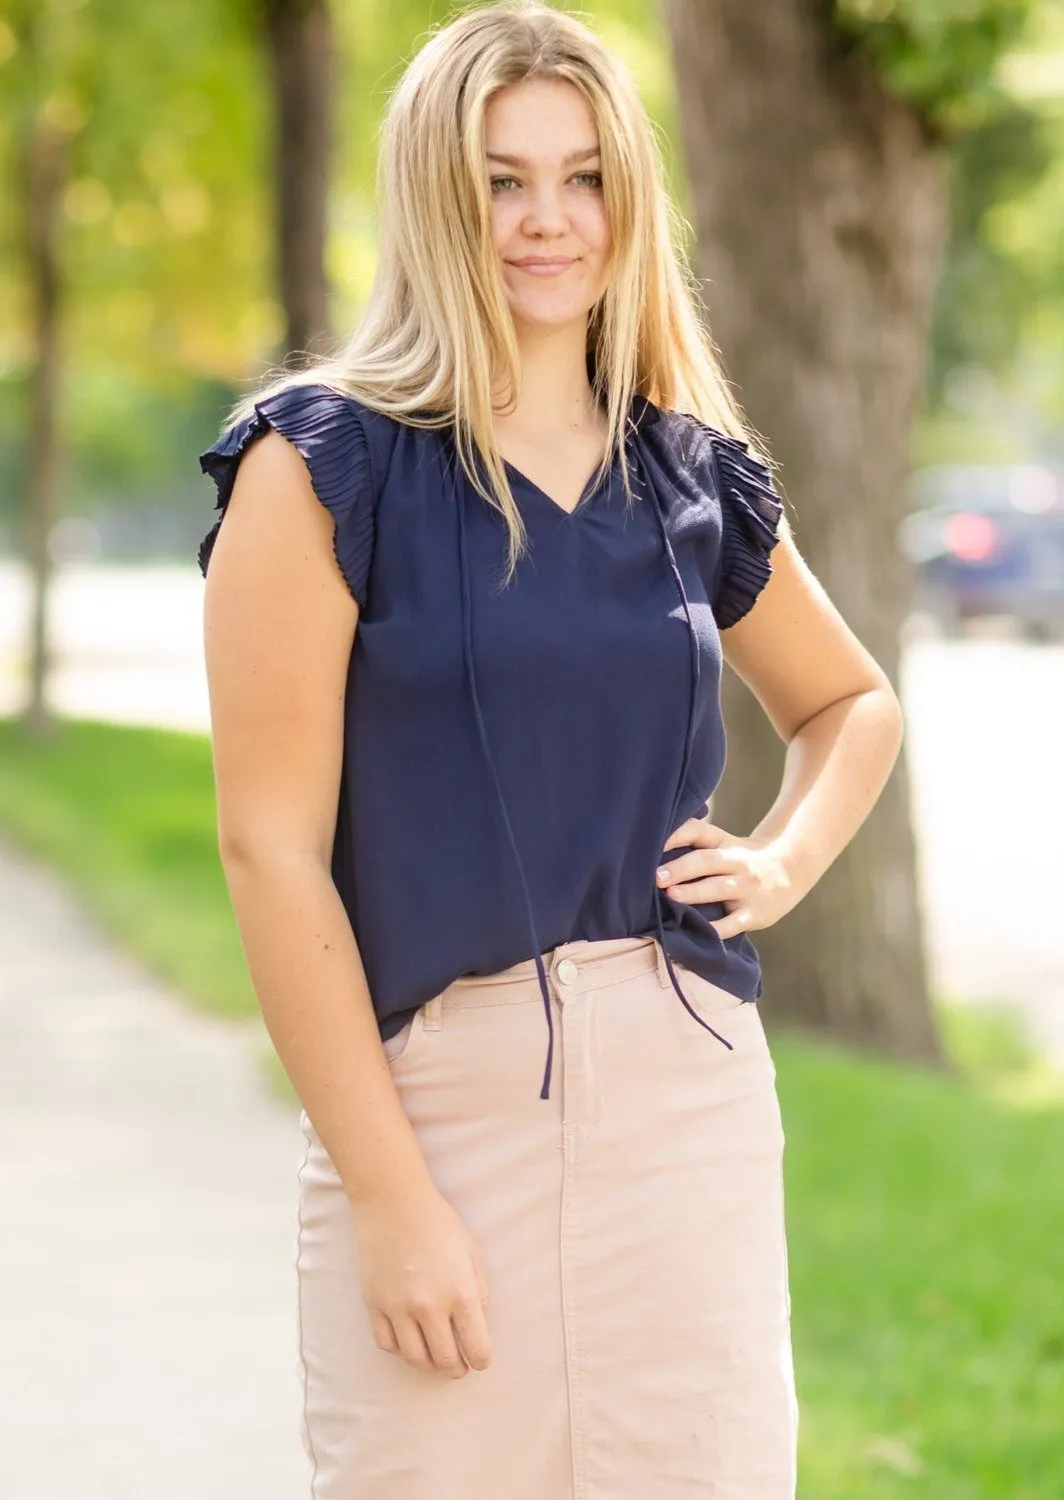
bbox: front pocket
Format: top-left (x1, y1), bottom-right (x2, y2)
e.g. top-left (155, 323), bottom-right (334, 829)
top-left (673, 963), bottom-right (750, 1020)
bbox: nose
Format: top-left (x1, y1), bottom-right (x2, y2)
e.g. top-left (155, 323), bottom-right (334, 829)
top-left (522, 182), bottom-right (568, 238)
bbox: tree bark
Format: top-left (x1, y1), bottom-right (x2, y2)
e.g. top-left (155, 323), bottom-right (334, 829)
top-left (262, 0), bottom-right (333, 362)
top-left (663, 0), bottom-right (947, 1063)
top-left (20, 114), bottom-right (66, 740)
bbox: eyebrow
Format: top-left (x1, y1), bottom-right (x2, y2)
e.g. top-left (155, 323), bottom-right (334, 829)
top-left (485, 146), bottom-right (602, 169)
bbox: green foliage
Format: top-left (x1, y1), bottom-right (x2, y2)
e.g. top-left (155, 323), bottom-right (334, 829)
top-left (835, 0), bottom-right (1036, 126)
top-left (0, 0), bottom-right (276, 520)
top-left (926, 101), bottom-right (1054, 406)
top-left (0, 0), bottom-right (271, 385)
top-left (830, 1), bottom-right (1064, 455)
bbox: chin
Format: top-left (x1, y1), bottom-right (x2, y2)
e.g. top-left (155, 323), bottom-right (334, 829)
top-left (508, 291), bottom-right (604, 331)
top-left (512, 307), bottom-right (591, 331)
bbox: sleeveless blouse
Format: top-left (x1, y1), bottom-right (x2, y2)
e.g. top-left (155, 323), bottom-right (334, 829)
top-left (198, 384), bottom-right (784, 1099)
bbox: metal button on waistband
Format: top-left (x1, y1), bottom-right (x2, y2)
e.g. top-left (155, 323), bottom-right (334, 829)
top-left (556, 958), bottom-right (579, 986)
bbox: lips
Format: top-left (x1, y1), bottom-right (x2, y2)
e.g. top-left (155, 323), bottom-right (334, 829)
top-left (509, 258), bottom-right (576, 275)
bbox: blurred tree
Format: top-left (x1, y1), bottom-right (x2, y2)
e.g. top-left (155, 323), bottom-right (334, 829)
top-left (20, 104), bottom-right (66, 738)
top-left (6, 1), bottom-right (86, 736)
top-left (0, 0), bottom-right (272, 720)
top-left (0, 0), bottom-right (273, 486)
top-left (662, 0), bottom-right (1034, 1062)
top-left (261, 0), bottom-right (333, 359)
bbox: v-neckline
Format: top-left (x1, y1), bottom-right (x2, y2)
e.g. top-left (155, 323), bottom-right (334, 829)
top-left (502, 448), bottom-right (622, 519)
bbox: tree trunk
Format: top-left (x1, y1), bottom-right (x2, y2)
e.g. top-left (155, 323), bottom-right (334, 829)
top-left (663, 0), bottom-right (946, 1064)
top-left (262, 0), bottom-right (333, 362)
top-left (21, 114), bottom-right (66, 741)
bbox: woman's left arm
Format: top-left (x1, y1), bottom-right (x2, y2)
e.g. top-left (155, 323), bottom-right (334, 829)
top-left (657, 515), bottom-right (906, 939)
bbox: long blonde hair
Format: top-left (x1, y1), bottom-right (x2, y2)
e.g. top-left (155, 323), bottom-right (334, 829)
top-left (226, 0), bottom-right (753, 576)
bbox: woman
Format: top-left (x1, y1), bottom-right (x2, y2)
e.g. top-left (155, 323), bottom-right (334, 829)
top-left (198, 4), bottom-right (903, 1496)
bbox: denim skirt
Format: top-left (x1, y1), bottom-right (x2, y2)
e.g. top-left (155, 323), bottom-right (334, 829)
top-left (294, 934), bottom-right (798, 1498)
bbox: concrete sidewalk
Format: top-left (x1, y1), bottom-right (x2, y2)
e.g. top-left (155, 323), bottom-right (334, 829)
top-left (0, 837), bottom-right (307, 1500)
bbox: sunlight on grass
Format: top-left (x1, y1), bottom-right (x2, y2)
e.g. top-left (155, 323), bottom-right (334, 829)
top-left (939, 1000), bottom-right (1064, 1109)
top-left (771, 1028), bottom-right (1064, 1496)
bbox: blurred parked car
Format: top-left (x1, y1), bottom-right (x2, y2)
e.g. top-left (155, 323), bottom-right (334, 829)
top-left (899, 463), bottom-right (1064, 642)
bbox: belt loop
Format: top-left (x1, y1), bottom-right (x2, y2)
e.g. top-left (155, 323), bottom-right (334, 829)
top-left (423, 993), bottom-right (444, 1031)
top-left (654, 939), bottom-right (671, 989)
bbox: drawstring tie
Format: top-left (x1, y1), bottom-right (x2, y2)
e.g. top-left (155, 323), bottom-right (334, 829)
top-left (449, 416), bottom-right (732, 1102)
top-left (451, 448), bottom-right (556, 1100)
top-left (633, 441), bottom-right (735, 1056)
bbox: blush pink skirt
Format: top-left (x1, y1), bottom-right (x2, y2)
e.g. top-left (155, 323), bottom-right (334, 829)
top-left (295, 934), bottom-right (798, 1497)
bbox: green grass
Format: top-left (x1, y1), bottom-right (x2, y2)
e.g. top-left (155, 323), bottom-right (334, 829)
top-left (779, 1033), bottom-right (1064, 1496)
top-left (0, 716), bottom-right (254, 1021)
top-left (2, 714), bottom-right (1063, 1497)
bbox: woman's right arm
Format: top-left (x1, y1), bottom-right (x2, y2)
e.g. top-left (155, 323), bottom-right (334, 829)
top-left (202, 428), bottom-right (491, 1378)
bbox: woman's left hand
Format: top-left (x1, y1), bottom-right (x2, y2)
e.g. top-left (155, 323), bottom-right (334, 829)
top-left (656, 818), bottom-right (808, 941)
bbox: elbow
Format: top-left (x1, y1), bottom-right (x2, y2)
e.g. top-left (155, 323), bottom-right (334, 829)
top-left (878, 681), bottom-right (906, 767)
top-left (887, 679), bottom-right (906, 739)
top-left (217, 825), bottom-right (330, 881)
top-left (217, 830), bottom-right (262, 875)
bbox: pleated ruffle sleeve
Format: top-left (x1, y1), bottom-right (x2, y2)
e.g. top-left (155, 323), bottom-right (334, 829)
top-left (197, 383), bottom-right (376, 607)
top-left (710, 432), bottom-right (785, 631)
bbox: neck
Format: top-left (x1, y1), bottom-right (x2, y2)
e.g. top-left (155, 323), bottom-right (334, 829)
top-left (493, 318), bottom-right (599, 434)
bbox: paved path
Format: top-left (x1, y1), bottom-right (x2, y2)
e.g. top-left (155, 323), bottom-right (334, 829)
top-left (900, 634), bottom-right (1064, 1065)
top-left (0, 837), bottom-right (308, 1500)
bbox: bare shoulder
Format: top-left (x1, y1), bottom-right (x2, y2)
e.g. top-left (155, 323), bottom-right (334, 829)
top-left (202, 425), bottom-right (358, 861)
top-left (203, 422), bottom-right (358, 695)
top-left (207, 428), bottom-right (339, 581)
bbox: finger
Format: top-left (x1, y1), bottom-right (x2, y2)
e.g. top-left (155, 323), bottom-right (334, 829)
top-left (418, 1312), bottom-right (470, 1379)
top-left (664, 876), bottom-right (745, 906)
top-left (656, 852), bottom-right (735, 888)
top-left (662, 819), bottom-right (728, 853)
top-left (370, 1309), bottom-right (400, 1356)
top-left (392, 1314), bottom-right (436, 1374)
top-left (710, 909), bottom-right (755, 940)
top-left (661, 818), bottom-right (707, 852)
top-left (452, 1291), bottom-right (493, 1372)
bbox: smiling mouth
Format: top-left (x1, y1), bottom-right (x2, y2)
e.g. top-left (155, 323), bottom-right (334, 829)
top-left (510, 260), bottom-right (576, 276)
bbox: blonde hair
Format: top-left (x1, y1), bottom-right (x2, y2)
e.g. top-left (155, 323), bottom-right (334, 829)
top-left (227, 0), bottom-right (753, 576)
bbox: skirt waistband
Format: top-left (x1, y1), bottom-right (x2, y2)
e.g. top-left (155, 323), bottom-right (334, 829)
top-left (432, 935), bottom-right (671, 1014)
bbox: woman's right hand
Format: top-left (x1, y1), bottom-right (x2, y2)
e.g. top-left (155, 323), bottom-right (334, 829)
top-left (352, 1182), bottom-right (493, 1378)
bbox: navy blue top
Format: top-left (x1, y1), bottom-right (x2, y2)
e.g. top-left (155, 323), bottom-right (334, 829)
top-left (198, 382), bottom-right (783, 1098)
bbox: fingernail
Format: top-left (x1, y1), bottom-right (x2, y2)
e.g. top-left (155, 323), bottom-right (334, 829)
top-left (657, 867), bottom-right (671, 883)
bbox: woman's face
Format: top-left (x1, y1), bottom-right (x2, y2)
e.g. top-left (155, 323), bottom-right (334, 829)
top-left (484, 76), bottom-right (612, 335)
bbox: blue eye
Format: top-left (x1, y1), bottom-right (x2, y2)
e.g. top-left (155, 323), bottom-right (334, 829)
top-left (489, 176), bottom-right (519, 194)
top-left (572, 172), bottom-right (603, 188)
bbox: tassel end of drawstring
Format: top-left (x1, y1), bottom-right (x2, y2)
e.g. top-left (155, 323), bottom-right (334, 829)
top-left (535, 953), bottom-right (555, 1100)
top-left (539, 1039), bottom-right (554, 1101)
